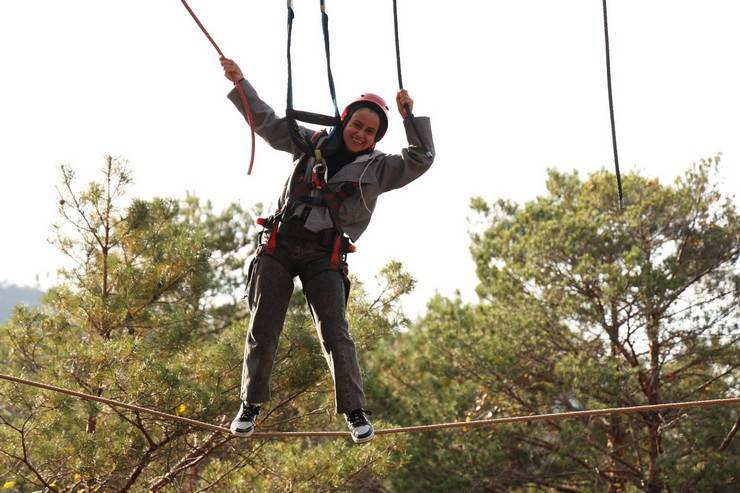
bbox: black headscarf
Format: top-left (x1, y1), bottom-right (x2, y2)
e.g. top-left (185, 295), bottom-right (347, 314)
top-left (322, 130), bottom-right (370, 178)
top-left (321, 103), bottom-right (383, 178)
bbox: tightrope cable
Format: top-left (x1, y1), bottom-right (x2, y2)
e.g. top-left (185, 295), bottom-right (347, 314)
top-left (2, 373), bottom-right (738, 440)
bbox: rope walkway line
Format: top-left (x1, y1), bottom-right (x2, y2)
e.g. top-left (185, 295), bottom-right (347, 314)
top-left (1, 373), bottom-right (739, 439)
top-left (376, 397), bottom-right (740, 435)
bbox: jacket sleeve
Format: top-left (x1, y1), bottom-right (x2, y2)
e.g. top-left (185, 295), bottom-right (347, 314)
top-left (227, 79), bottom-right (309, 157)
top-left (374, 116), bottom-right (435, 193)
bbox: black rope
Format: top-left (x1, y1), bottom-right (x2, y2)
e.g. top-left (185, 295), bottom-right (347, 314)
top-left (285, 0), bottom-right (341, 154)
top-left (321, 0), bottom-right (340, 118)
top-left (285, 3), bottom-right (309, 153)
top-left (393, 0), bottom-right (404, 90)
top-left (601, 0), bottom-right (624, 211)
top-left (392, 0), bottom-right (410, 118)
top-left (392, 0), bottom-right (430, 155)
top-left (286, 4), bottom-right (296, 114)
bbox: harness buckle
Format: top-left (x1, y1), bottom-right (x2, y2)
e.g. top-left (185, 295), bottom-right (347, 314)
top-left (329, 234), bottom-right (357, 267)
top-left (312, 161), bottom-right (328, 190)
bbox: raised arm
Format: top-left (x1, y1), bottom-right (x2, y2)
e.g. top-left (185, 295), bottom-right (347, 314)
top-left (221, 57), bottom-right (307, 157)
top-left (374, 89), bottom-right (435, 193)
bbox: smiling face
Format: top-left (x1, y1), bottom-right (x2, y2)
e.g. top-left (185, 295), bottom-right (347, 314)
top-left (342, 108), bottom-right (381, 153)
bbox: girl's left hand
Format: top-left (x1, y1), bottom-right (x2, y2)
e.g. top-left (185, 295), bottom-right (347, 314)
top-left (396, 89), bottom-right (414, 118)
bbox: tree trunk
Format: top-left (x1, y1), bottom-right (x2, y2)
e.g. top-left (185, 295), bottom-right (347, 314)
top-left (606, 305), bottom-right (629, 492)
top-left (645, 313), bottom-right (664, 493)
top-left (606, 413), bottom-right (627, 493)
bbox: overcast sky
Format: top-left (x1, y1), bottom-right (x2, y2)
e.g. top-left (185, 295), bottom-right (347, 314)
top-left (1, 1), bottom-right (738, 318)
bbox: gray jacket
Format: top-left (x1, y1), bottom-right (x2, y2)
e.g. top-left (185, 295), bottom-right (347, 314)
top-left (228, 79), bottom-right (435, 242)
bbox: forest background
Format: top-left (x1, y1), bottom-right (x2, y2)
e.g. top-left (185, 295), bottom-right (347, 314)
top-left (0, 156), bottom-right (737, 492)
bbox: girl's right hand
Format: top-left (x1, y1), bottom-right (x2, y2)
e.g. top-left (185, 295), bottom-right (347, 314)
top-left (220, 57), bottom-right (244, 83)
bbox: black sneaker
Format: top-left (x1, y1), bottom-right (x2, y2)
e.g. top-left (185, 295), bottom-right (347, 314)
top-left (230, 402), bottom-right (260, 437)
top-left (345, 409), bottom-right (374, 443)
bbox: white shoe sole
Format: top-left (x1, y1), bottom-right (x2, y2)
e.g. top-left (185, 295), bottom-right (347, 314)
top-left (351, 431), bottom-right (375, 444)
top-left (230, 425), bottom-right (255, 437)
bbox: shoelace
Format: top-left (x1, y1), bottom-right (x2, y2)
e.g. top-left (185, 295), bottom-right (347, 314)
top-left (240, 404), bottom-right (260, 420)
top-left (346, 409), bottom-right (371, 426)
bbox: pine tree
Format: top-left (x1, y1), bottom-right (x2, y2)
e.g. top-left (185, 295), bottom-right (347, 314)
top-left (1, 157), bottom-right (408, 492)
top-left (368, 157), bottom-right (739, 492)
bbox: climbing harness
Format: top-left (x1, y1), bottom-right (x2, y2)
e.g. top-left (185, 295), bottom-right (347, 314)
top-left (285, 0), bottom-right (342, 155)
top-left (259, 1), bottom-right (431, 270)
top-left (180, 0), bottom-right (257, 174)
top-left (2, 372), bottom-right (739, 441)
top-left (601, 0), bottom-right (624, 210)
top-left (256, 130), bottom-right (357, 269)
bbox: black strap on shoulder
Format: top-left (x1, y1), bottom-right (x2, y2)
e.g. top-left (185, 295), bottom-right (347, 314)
top-left (286, 0), bottom-right (341, 154)
top-left (320, 0), bottom-right (339, 121)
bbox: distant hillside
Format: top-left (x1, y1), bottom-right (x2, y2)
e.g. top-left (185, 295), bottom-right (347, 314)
top-left (0, 283), bottom-right (44, 323)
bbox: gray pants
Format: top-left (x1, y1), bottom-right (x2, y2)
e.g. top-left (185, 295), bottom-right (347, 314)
top-left (240, 235), bottom-right (366, 413)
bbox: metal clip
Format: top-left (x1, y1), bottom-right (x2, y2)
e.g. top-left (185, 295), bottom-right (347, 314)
top-left (312, 162), bottom-right (328, 189)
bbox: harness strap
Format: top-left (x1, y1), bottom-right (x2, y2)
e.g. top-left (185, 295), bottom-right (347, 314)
top-left (256, 217), bottom-right (280, 255)
top-left (257, 212), bottom-right (355, 267)
top-left (257, 184), bottom-right (357, 263)
top-left (286, 0), bottom-right (341, 154)
top-left (286, 109), bottom-right (341, 128)
top-left (257, 128), bottom-right (357, 262)
top-left (329, 235), bottom-right (357, 268)
top-left (330, 234), bottom-right (343, 267)
top-left (320, 0), bottom-right (340, 120)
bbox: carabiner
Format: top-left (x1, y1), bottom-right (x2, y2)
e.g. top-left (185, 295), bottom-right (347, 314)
top-left (312, 162), bottom-right (328, 189)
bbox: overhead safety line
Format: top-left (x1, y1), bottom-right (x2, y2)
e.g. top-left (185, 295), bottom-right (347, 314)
top-left (391, 0), bottom-right (430, 155)
top-left (601, 0), bottom-right (624, 210)
top-left (2, 373), bottom-right (738, 440)
top-left (392, 0), bottom-right (404, 91)
top-left (180, 0), bottom-right (257, 175)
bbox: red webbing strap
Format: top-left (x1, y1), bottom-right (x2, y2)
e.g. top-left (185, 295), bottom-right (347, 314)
top-left (256, 217), bottom-right (280, 254)
top-left (329, 234), bottom-right (356, 268)
top-left (330, 234), bottom-right (342, 267)
top-left (180, 0), bottom-right (257, 174)
top-left (266, 221), bottom-right (279, 253)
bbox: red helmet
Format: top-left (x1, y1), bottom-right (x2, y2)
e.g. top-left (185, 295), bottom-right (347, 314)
top-left (340, 93), bottom-right (390, 141)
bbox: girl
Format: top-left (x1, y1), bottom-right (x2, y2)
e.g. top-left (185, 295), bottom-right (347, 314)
top-left (221, 57), bottom-right (434, 443)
